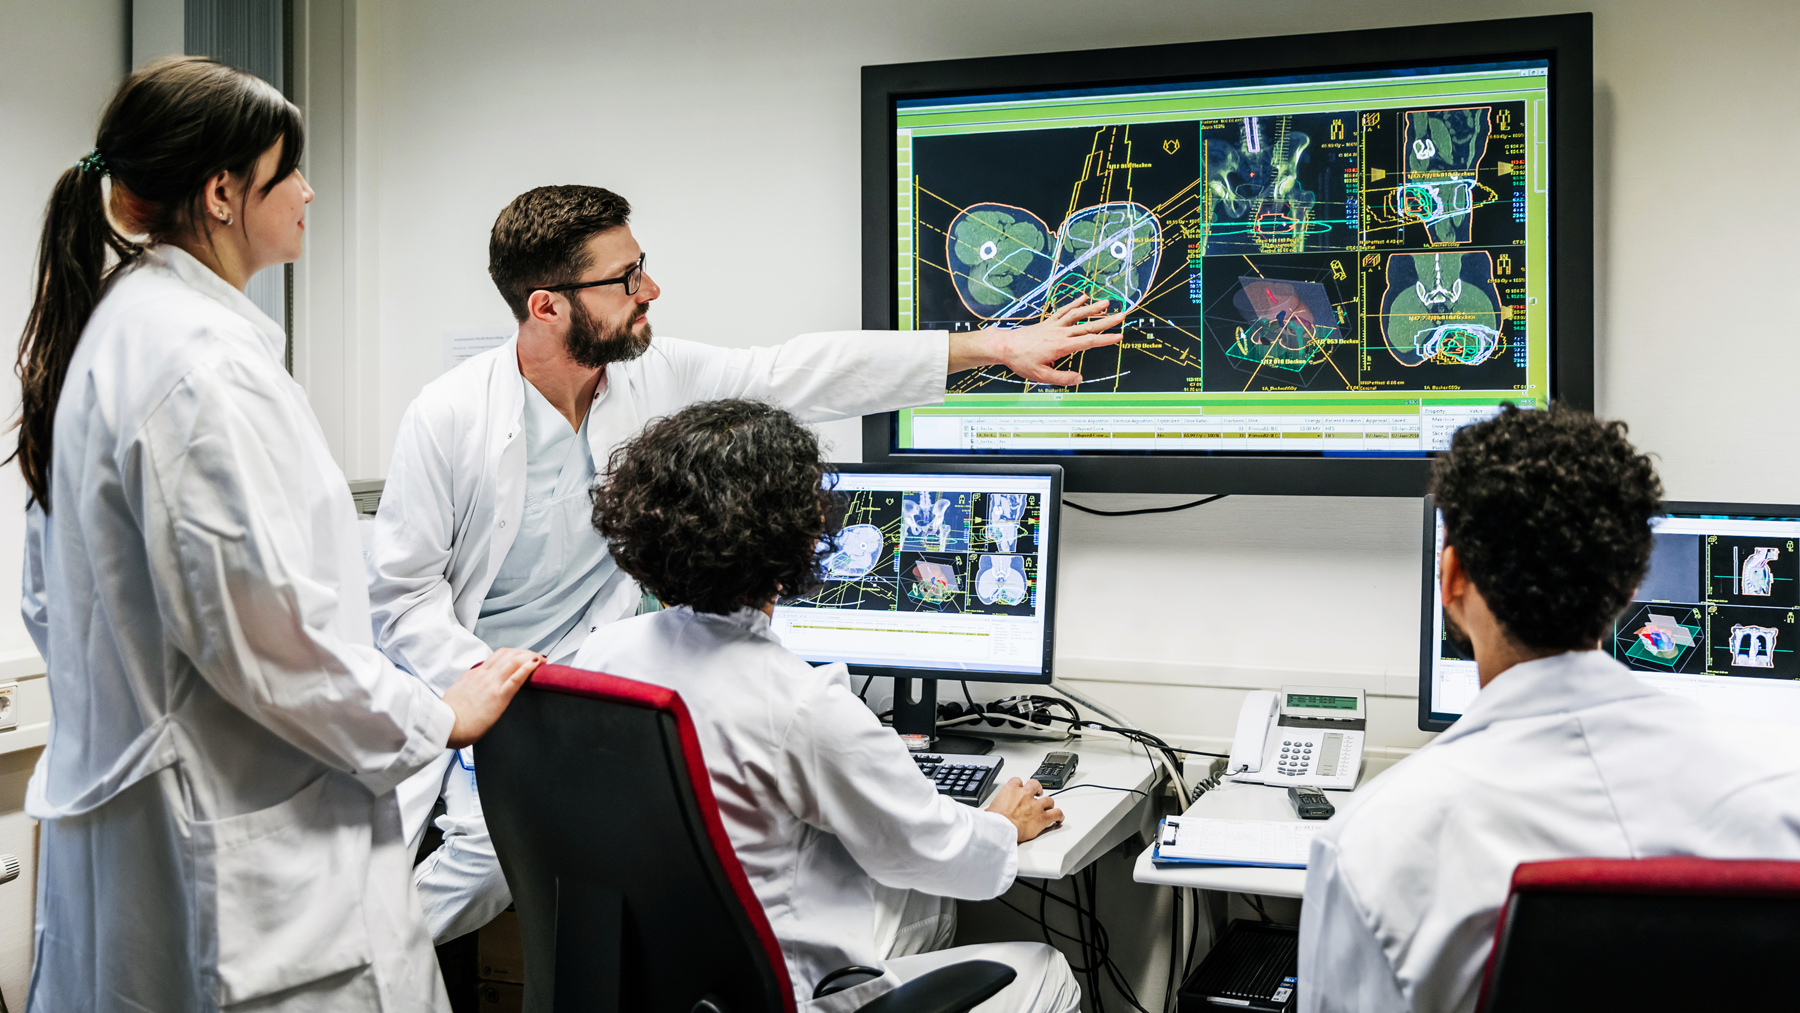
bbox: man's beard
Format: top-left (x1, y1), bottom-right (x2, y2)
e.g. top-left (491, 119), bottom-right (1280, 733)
top-left (566, 295), bottom-right (652, 369)
top-left (1443, 609), bottom-right (1476, 660)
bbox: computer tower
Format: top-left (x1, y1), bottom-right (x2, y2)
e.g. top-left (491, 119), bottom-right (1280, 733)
top-left (1178, 919), bottom-right (1298, 1012)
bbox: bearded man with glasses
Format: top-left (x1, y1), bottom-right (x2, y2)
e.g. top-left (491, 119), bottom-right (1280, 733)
top-left (365, 184), bottom-right (1124, 949)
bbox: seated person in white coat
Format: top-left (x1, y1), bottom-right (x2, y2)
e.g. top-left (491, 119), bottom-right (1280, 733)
top-left (1297, 403), bottom-right (1800, 1013)
top-left (370, 184), bottom-right (1126, 942)
top-left (574, 398), bottom-right (1079, 1013)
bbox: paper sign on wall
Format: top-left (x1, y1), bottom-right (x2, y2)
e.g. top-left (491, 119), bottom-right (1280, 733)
top-left (443, 328), bottom-right (511, 372)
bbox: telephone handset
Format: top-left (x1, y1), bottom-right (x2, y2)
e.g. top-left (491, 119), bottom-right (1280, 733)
top-left (1227, 685), bottom-right (1366, 791)
top-left (1228, 690), bottom-right (1279, 775)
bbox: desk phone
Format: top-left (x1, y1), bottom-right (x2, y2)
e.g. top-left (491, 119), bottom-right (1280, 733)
top-left (1227, 686), bottom-right (1366, 791)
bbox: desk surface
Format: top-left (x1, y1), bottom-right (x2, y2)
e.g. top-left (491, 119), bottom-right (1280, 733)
top-left (1130, 758), bottom-right (1396, 898)
top-left (972, 734), bottom-right (1159, 880)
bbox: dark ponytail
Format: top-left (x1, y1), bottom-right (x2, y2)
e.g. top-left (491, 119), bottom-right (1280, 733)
top-left (11, 56), bottom-right (303, 512)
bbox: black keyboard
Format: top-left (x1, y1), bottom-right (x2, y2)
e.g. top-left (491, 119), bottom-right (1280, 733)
top-left (912, 753), bottom-right (1003, 806)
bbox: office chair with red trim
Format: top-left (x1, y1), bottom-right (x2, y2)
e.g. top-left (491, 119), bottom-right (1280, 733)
top-left (477, 664), bottom-right (1015, 1013)
top-left (1474, 856), bottom-right (1800, 1012)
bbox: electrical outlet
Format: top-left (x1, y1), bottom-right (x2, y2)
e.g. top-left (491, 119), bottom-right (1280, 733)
top-left (0, 683), bottom-right (16, 732)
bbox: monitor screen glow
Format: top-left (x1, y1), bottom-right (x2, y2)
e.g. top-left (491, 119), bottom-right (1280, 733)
top-left (892, 61), bottom-right (1553, 460)
top-left (774, 468), bottom-right (1058, 682)
top-left (1420, 502), bottom-right (1800, 730)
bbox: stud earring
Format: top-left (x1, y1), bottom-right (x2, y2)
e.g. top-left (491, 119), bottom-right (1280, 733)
top-left (215, 209), bottom-right (233, 225)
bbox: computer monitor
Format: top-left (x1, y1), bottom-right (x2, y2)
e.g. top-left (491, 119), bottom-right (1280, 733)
top-left (862, 14), bottom-right (1594, 497)
top-left (1419, 498), bottom-right (1800, 731)
top-left (774, 463), bottom-right (1061, 749)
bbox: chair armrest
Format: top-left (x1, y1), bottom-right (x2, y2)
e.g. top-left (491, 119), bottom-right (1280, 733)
top-left (853, 960), bottom-right (1016, 1013)
top-left (816, 965), bottom-right (886, 998)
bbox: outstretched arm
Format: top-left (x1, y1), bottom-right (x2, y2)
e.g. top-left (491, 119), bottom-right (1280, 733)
top-left (948, 295), bottom-right (1127, 386)
top-left (664, 293), bottom-right (1126, 423)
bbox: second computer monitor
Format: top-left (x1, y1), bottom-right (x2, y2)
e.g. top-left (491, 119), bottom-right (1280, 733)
top-left (774, 463), bottom-right (1060, 684)
top-left (1419, 497), bottom-right (1800, 731)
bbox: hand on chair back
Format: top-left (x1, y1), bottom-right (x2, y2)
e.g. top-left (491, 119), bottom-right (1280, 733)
top-left (444, 648), bottom-right (543, 749)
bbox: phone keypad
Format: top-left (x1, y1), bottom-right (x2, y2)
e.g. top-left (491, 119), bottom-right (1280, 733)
top-left (1274, 731), bottom-right (1351, 779)
top-left (1276, 738), bottom-right (1315, 776)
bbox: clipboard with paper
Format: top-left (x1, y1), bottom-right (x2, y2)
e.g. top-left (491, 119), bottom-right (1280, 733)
top-left (1151, 815), bottom-right (1322, 870)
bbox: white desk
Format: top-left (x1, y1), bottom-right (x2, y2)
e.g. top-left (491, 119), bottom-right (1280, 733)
top-left (1130, 758), bottom-right (1395, 898)
top-left (971, 734), bottom-right (1160, 880)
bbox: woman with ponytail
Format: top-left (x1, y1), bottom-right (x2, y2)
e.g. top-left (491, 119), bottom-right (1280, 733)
top-left (13, 57), bottom-right (539, 1012)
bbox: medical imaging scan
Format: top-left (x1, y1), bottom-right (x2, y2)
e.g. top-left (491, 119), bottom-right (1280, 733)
top-left (798, 489), bottom-right (905, 609)
top-left (1363, 249), bottom-right (1527, 389)
top-left (975, 492), bottom-right (1039, 554)
top-left (1361, 104), bottom-right (1526, 249)
top-left (785, 487), bottom-right (1043, 616)
top-left (1200, 111), bottom-right (1360, 256)
top-left (900, 490), bottom-right (973, 552)
top-left (1611, 527), bottom-right (1800, 680)
top-left (894, 61), bottom-right (1552, 456)
top-left (973, 554), bottom-right (1036, 616)
top-left (1199, 255), bottom-right (1358, 390)
top-left (909, 91), bottom-right (1533, 399)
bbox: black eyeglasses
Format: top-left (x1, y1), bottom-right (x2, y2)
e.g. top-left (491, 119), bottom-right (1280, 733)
top-left (538, 253), bottom-right (646, 296)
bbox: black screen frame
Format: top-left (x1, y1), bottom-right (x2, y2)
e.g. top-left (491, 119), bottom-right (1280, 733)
top-left (1418, 498), bottom-right (1800, 732)
top-left (863, 13), bottom-right (1594, 497)
top-left (1417, 494), bottom-right (1454, 731)
top-left (786, 461), bottom-right (1062, 685)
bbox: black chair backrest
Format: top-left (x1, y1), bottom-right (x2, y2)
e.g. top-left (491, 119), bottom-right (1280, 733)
top-left (1476, 857), bottom-right (1800, 1013)
top-left (478, 664), bottom-right (796, 1013)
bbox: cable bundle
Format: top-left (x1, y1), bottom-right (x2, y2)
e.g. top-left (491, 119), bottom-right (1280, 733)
top-left (996, 867), bottom-right (1161, 1013)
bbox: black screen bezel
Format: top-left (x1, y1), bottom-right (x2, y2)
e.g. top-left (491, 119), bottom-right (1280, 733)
top-left (785, 461), bottom-right (1062, 685)
top-left (862, 13), bottom-right (1594, 497)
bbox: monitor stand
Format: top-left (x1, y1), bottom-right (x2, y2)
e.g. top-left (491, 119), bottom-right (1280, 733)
top-left (892, 677), bottom-right (993, 755)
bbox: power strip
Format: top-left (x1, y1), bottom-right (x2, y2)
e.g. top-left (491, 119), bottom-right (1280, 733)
top-left (935, 696), bottom-right (1079, 741)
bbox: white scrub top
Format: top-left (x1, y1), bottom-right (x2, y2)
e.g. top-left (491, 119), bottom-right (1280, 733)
top-left (472, 379), bottom-right (612, 659)
top-left (1297, 650), bottom-right (1800, 1013)
top-left (571, 606), bottom-right (1019, 1012)
top-left (23, 245), bottom-right (453, 1012)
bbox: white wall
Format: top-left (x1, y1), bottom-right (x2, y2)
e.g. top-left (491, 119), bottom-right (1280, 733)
top-left (291, 0), bottom-right (388, 481)
top-left (3, 0), bottom-right (1796, 1001)
top-left (0, 0), bottom-right (129, 998)
top-left (352, 0), bottom-right (1800, 755)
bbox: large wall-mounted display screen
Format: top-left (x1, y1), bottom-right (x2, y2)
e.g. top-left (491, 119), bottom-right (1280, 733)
top-left (863, 16), bottom-right (1593, 495)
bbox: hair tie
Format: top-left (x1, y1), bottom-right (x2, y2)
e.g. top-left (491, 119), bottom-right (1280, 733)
top-left (75, 149), bottom-right (109, 176)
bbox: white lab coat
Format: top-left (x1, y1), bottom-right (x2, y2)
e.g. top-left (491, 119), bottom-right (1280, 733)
top-left (369, 330), bottom-right (948, 691)
top-left (1297, 650), bottom-right (1800, 1013)
top-left (571, 607), bottom-right (1024, 1012)
top-left (368, 329), bottom-right (948, 845)
top-left (23, 246), bottom-right (455, 1012)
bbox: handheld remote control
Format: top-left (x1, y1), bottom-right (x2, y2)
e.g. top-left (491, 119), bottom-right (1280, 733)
top-left (1031, 751), bottom-right (1079, 790)
top-left (1289, 785), bottom-right (1335, 820)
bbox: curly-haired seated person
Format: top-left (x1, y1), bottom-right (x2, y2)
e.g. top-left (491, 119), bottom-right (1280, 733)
top-left (571, 399), bottom-right (1080, 1013)
top-left (1298, 403), bottom-right (1800, 1013)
